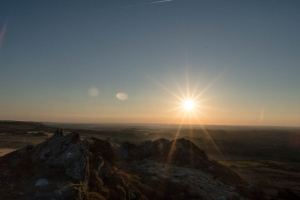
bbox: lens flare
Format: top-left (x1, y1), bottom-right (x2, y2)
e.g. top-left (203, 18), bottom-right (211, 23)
top-left (116, 93), bottom-right (128, 100)
top-left (89, 87), bottom-right (99, 97)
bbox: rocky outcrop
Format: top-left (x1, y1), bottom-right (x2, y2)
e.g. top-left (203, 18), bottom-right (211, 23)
top-left (0, 131), bottom-right (90, 200)
top-left (32, 132), bottom-right (89, 181)
top-left (117, 138), bottom-right (252, 200)
top-left (0, 131), bottom-right (256, 200)
top-left (118, 138), bottom-right (207, 166)
top-left (0, 132), bottom-right (150, 200)
top-left (132, 159), bottom-right (241, 200)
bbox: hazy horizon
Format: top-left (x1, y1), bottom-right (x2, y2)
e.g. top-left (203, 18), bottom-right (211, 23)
top-left (1, 1), bottom-right (300, 126)
top-left (2, 120), bottom-right (300, 129)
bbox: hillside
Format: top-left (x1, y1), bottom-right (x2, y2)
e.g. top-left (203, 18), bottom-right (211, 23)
top-left (0, 131), bottom-right (259, 200)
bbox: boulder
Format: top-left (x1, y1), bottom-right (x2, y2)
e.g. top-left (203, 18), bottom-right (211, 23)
top-left (32, 132), bottom-right (89, 181)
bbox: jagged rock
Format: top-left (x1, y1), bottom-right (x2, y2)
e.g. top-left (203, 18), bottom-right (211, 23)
top-left (35, 178), bottom-right (49, 186)
top-left (0, 131), bottom-right (91, 200)
top-left (117, 141), bottom-right (137, 160)
top-left (32, 132), bottom-right (89, 181)
top-left (118, 138), bottom-right (207, 166)
top-left (118, 138), bottom-right (250, 199)
top-left (99, 162), bottom-right (116, 178)
top-left (132, 159), bottom-right (241, 200)
top-left (97, 159), bottom-right (105, 176)
top-left (0, 131), bottom-right (254, 200)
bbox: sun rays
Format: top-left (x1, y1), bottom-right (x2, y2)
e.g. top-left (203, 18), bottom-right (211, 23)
top-left (147, 71), bottom-right (226, 163)
top-left (149, 74), bottom-right (213, 125)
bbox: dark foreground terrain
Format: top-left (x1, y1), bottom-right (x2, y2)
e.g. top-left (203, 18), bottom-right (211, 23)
top-left (0, 130), bottom-right (254, 199)
top-left (0, 121), bottom-right (299, 199)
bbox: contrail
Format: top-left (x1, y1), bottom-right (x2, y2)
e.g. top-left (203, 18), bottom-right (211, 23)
top-left (0, 21), bottom-right (7, 50)
top-left (123, 0), bottom-right (173, 8)
top-left (100, 0), bottom-right (174, 11)
top-left (135, 0), bottom-right (173, 6)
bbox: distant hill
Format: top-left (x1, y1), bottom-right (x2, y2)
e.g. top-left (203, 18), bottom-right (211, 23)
top-left (0, 121), bottom-right (55, 134)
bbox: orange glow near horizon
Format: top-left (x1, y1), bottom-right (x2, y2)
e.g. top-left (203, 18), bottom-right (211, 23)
top-left (146, 71), bottom-right (227, 162)
top-left (146, 71), bottom-right (225, 125)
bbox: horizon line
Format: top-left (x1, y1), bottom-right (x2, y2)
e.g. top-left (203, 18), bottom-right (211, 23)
top-left (1, 120), bottom-right (299, 128)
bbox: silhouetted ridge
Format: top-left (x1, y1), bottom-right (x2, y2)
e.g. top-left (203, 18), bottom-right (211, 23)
top-left (0, 132), bottom-right (259, 200)
top-left (118, 138), bottom-right (207, 164)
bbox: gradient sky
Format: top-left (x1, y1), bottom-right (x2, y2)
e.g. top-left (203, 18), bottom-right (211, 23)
top-left (0, 0), bottom-right (300, 126)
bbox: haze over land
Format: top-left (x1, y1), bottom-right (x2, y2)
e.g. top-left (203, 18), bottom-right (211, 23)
top-left (0, 121), bottom-right (300, 199)
top-left (0, 0), bottom-right (300, 126)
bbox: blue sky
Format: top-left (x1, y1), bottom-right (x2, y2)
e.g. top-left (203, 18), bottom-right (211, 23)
top-left (0, 0), bottom-right (300, 126)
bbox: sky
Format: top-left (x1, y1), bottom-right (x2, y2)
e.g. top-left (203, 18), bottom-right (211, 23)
top-left (0, 0), bottom-right (300, 126)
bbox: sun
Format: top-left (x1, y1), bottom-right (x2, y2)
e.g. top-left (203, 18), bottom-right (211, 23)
top-left (183, 99), bottom-right (195, 111)
top-left (147, 71), bottom-right (223, 123)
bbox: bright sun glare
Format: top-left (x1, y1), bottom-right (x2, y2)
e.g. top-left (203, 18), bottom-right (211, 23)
top-left (148, 71), bottom-right (222, 123)
top-left (183, 100), bottom-right (195, 111)
top-left (148, 72), bottom-right (225, 163)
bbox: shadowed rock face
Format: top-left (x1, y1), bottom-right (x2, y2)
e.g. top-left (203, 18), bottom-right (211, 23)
top-left (1, 132), bottom-right (255, 200)
top-left (32, 132), bottom-right (89, 181)
top-left (117, 138), bottom-right (251, 200)
top-left (118, 138), bottom-right (208, 165)
top-left (0, 132), bottom-right (90, 200)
